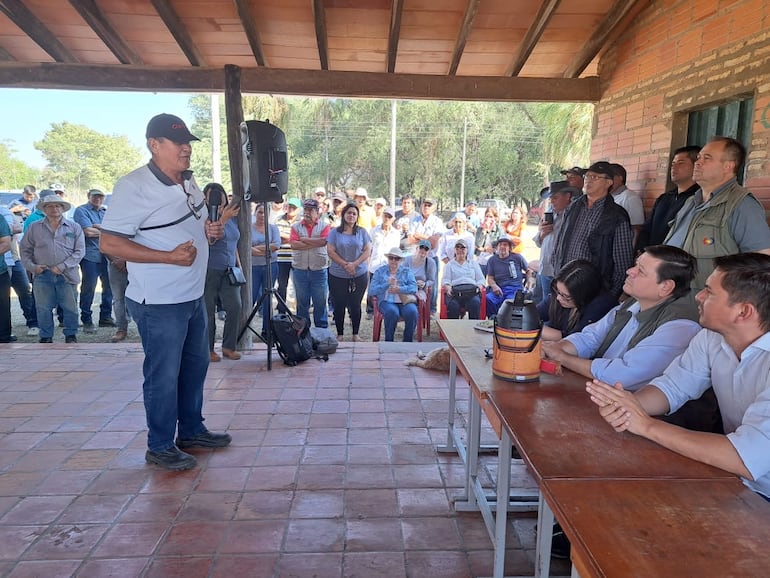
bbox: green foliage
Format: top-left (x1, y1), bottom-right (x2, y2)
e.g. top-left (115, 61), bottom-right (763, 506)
top-left (186, 95), bottom-right (593, 211)
top-left (33, 122), bottom-right (142, 194)
top-left (0, 141), bottom-right (40, 190)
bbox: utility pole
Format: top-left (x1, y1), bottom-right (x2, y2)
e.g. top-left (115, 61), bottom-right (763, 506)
top-left (211, 94), bottom-right (221, 183)
top-left (390, 99), bottom-right (397, 208)
top-left (460, 117), bottom-right (468, 208)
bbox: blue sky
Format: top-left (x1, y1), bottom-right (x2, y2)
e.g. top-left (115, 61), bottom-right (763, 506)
top-left (0, 88), bottom-right (195, 168)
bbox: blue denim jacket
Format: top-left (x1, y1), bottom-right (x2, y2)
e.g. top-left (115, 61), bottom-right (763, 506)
top-left (369, 263), bottom-right (417, 303)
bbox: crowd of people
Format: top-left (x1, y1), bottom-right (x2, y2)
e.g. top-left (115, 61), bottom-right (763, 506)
top-left (2, 113), bottom-right (770, 505)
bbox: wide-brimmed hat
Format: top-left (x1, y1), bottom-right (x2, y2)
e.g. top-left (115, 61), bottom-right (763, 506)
top-left (38, 195), bottom-right (71, 212)
top-left (385, 247), bottom-right (405, 259)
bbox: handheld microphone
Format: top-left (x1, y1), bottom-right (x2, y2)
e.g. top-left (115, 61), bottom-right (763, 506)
top-left (207, 187), bottom-right (223, 244)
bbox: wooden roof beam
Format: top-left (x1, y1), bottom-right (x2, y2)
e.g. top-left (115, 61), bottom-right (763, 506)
top-left (311, 0), bottom-right (329, 70)
top-left (448, 0), bottom-right (480, 76)
top-left (387, 0), bottom-right (404, 73)
top-left (505, 0), bottom-right (561, 77)
top-left (150, 0), bottom-right (205, 67)
top-left (0, 63), bottom-right (601, 102)
top-left (68, 0), bottom-right (142, 65)
top-left (233, 0), bottom-right (267, 67)
top-left (0, 45), bottom-right (14, 61)
top-left (563, 0), bottom-right (640, 78)
top-left (0, 0), bottom-right (78, 63)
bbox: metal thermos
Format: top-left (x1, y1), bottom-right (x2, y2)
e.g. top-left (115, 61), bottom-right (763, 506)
top-left (492, 291), bottom-right (542, 382)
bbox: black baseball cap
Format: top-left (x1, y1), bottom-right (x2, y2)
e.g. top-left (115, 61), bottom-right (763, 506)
top-left (560, 166), bottom-right (585, 176)
top-left (585, 162), bottom-right (615, 178)
top-left (145, 113), bottom-right (200, 144)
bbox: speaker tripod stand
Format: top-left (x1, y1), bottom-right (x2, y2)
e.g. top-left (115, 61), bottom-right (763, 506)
top-left (237, 200), bottom-right (286, 370)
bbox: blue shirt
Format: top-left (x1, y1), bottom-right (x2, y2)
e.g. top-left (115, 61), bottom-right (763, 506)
top-left (208, 219), bottom-right (240, 271)
top-left (251, 222), bottom-right (280, 266)
top-left (327, 227), bottom-right (371, 279)
top-left (565, 301), bottom-right (702, 391)
top-left (369, 263), bottom-right (417, 303)
top-left (0, 216), bottom-right (11, 274)
top-left (486, 253), bottom-right (527, 289)
top-left (73, 202), bottom-right (107, 262)
top-left (652, 330), bottom-right (770, 497)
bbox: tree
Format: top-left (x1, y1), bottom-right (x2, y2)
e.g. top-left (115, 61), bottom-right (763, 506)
top-left (0, 141), bottom-right (40, 190)
top-left (34, 122), bottom-right (142, 193)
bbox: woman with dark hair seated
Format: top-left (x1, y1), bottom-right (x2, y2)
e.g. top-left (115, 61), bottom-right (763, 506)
top-left (442, 238), bottom-right (486, 319)
top-left (539, 259), bottom-right (618, 341)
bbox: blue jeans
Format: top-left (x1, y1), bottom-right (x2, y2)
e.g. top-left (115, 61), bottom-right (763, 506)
top-left (33, 270), bottom-right (79, 339)
top-left (108, 261), bottom-right (129, 331)
top-left (127, 297), bottom-right (209, 452)
top-left (79, 256), bottom-right (113, 324)
top-left (378, 300), bottom-right (419, 342)
top-left (446, 293), bottom-right (481, 319)
top-left (11, 260), bottom-right (37, 328)
top-left (252, 262), bottom-right (278, 332)
top-left (486, 284), bottom-right (522, 318)
top-left (292, 268), bottom-right (328, 328)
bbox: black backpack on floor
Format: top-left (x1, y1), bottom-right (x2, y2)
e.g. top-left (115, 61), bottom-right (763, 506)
top-left (271, 313), bottom-right (314, 366)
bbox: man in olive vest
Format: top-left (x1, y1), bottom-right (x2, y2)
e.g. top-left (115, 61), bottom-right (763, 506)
top-left (664, 136), bottom-right (770, 290)
top-left (541, 245), bottom-right (702, 392)
top-left (290, 198), bottom-right (330, 328)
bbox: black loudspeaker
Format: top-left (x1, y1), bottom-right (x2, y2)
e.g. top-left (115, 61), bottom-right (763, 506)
top-left (240, 120), bottom-right (288, 202)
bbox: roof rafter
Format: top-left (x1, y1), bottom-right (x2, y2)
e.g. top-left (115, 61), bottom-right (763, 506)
top-left (0, 45), bottom-right (14, 61)
top-left (563, 0), bottom-right (640, 78)
top-left (448, 0), bottom-right (480, 76)
top-left (505, 0), bottom-right (561, 77)
top-left (387, 0), bottom-right (404, 73)
top-left (233, 0), bottom-right (267, 67)
top-left (0, 63), bottom-right (602, 102)
top-left (149, 0), bottom-right (205, 67)
top-left (68, 0), bottom-right (142, 65)
top-left (0, 0), bottom-right (78, 63)
top-left (311, 0), bottom-right (329, 70)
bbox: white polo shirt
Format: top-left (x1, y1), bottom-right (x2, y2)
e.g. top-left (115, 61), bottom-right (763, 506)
top-left (101, 162), bottom-right (208, 305)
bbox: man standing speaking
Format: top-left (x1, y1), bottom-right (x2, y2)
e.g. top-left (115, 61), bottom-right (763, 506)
top-left (100, 114), bottom-right (232, 471)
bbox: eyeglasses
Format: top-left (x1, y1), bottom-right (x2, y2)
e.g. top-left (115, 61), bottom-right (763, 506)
top-left (552, 286), bottom-right (574, 303)
top-left (185, 191), bottom-right (202, 220)
top-left (387, 256), bottom-right (402, 261)
top-left (455, 245), bottom-right (467, 250)
top-left (584, 173), bottom-right (610, 182)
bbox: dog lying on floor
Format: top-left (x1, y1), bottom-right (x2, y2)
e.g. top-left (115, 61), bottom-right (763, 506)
top-left (404, 346), bottom-right (451, 371)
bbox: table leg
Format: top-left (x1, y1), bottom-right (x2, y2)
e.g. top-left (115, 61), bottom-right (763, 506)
top-left (437, 355), bottom-right (458, 453)
top-left (534, 492), bottom-right (554, 578)
top-left (493, 429), bottom-right (513, 578)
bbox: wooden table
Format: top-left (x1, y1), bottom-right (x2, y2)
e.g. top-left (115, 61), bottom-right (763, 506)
top-left (437, 319), bottom-right (747, 578)
top-left (542, 478), bottom-right (770, 578)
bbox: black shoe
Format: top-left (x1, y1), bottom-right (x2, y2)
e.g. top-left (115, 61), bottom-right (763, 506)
top-left (0, 335), bottom-right (17, 343)
top-left (176, 430), bottom-right (232, 449)
top-left (82, 323), bottom-right (97, 334)
top-left (99, 318), bottom-right (116, 327)
top-left (65, 335), bottom-right (77, 343)
top-left (551, 524), bottom-right (571, 559)
top-left (39, 337), bottom-right (53, 344)
top-left (145, 446), bottom-right (197, 471)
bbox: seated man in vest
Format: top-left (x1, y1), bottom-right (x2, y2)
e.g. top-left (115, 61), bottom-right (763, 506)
top-left (541, 245), bottom-right (702, 392)
top-left (485, 235), bottom-right (528, 318)
top-left (588, 252), bottom-right (770, 499)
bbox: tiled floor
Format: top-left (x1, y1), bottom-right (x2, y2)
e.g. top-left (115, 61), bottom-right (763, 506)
top-left (0, 341), bottom-right (568, 578)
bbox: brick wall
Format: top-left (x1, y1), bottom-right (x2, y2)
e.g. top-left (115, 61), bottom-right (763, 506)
top-left (593, 0), bottom-right (770, 214)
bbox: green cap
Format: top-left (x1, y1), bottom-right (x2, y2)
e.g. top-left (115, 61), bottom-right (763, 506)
top-left (287, 197), bottom-right (302, 208)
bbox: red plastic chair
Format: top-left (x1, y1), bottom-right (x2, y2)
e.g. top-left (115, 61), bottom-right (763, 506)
top-left (372, 288), bottom-right (430, 342)
top-left (439, 285), bottom-right (487, 320)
